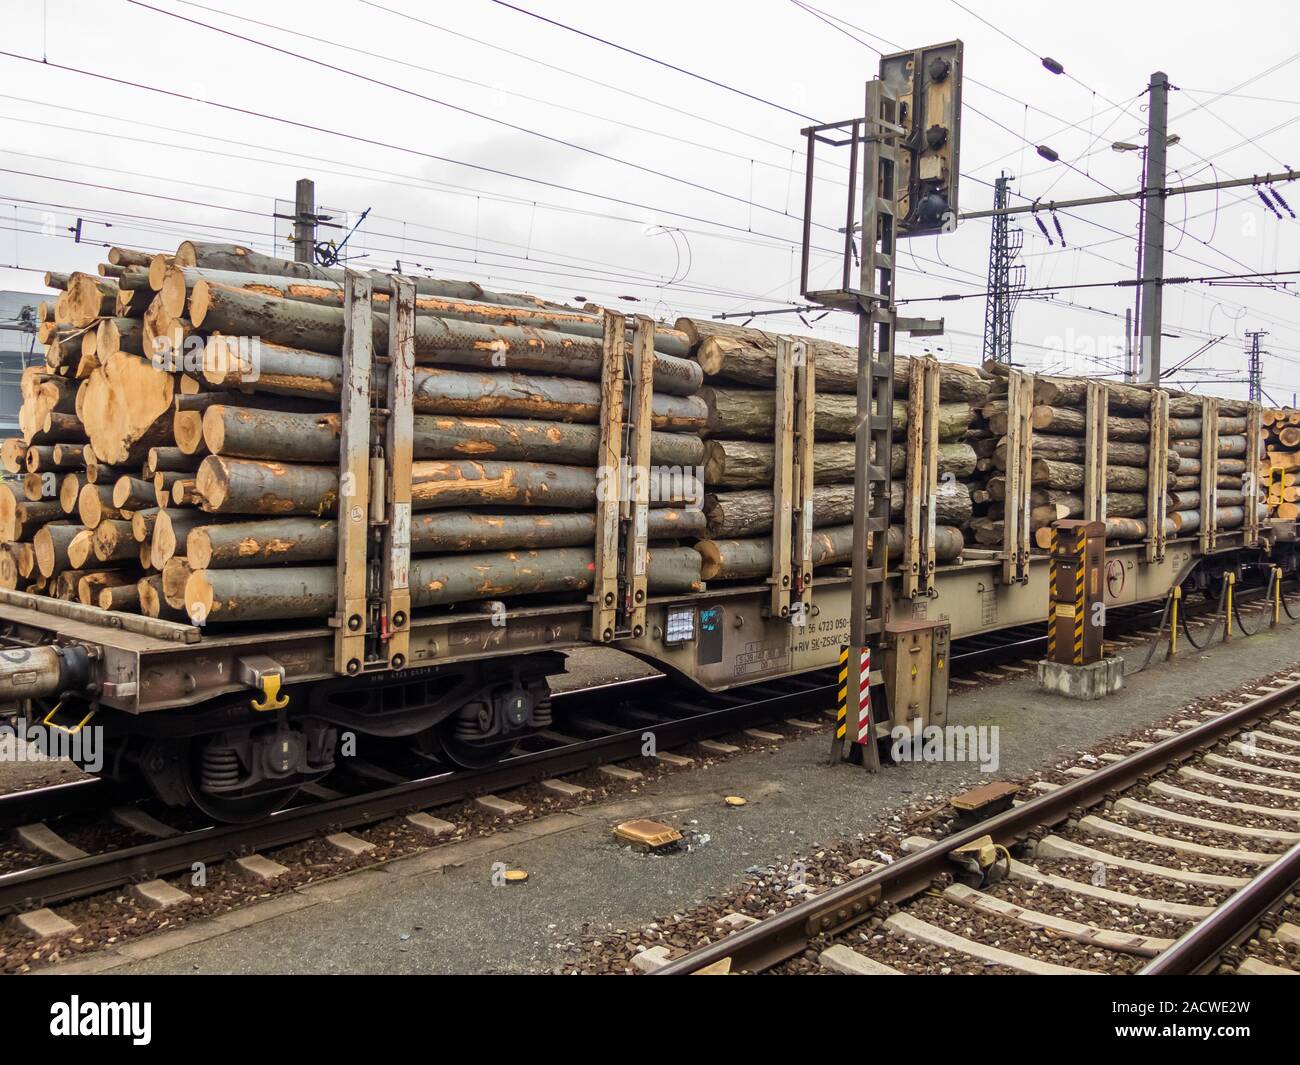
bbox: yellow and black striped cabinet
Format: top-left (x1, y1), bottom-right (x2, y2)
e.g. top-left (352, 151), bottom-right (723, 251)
top-left (1047, 519), bottom-right (1106, 666)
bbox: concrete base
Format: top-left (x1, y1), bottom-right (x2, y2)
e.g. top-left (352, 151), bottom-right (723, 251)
top-left (1036, 657), bottom-right (1125, 701)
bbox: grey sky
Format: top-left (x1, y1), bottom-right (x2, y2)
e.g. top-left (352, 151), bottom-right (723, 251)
top-left (1, 0), bottom-right (1298, 399)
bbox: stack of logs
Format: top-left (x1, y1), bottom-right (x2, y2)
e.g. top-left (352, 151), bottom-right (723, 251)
top-left (1262, 408), bottom-right (1300, 521)
top-left (680, 319), bottom-right (989, 581)
top-left (1, 242), bottom-right (711, 622)
top-left (974, 367), bottom-right (1258, 549)
top-left (0, 239), bottom-right (1274, 623)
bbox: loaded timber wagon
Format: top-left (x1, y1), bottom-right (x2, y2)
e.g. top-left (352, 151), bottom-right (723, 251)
top-left (0, 242), bottom-right (1294, 818)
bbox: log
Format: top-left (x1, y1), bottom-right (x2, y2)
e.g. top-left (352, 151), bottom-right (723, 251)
top-left (112, 476), bottom-right (156, 511)
top-left (993, 433), bottom-right (1177, 470)
top-left (79, 353), bottom-right (175, 465)
top-left (1032, 377), bottom-right (1156, 414)
top-left (0, 488), bottom-right (61, 540)
top-left (988, 404), bottom-right (1151, 441)
top-left (186, 508), bottom-right (709, 569)
top-left (190, 281), bottom-right (702, 396)
top-left (693, 524), bottom-right (964, 581)
top-left (66, 530), bottom-right (95, 570)
top-left (131, 507), bottom-right (162, 543)
top-left (677, 320), bottom-right (990, 402)
top-left (98, 583), bottom-right (141, 612)
top-left (165, 266), bottom-right (691, 356)
top-left (192, 456), bottom-right (676, 516)
top-left (184, 546), bottom-right (705, 622)
top-left (95, 316), bottom-right (145, 359)
top-left (145, 447), bottom-right (196, 477)
top-left (175, 241), bottom-right (564, 310)
top-left (701, 481), bottom-right (971, 536)
top-left (202, 337), bottom-right (709, 431)
top-left (33, 523), bottom-right (84, 578)
top-left (24, 445), bottom-right (80, 473)
top-left (161, 558), bottom-right (193, 610)
top-left (1, 438), bottom-right (27, 474)
top-left (701, 439), bottom-right (976, 488)
top-left (199, 405), bottom-right (705, 467)
top-left (698, 386), bottom-right (971, 441)
top-left (1030, 458), bottom-right (1148, 492)
top-left (77, 571), bottom-right (133, 606)
top-left (91, 520), bottom-right (138, 563)
top-left (152, 508), bottom-right (225, 566)
top-left (138, 575), bottom-right (188, 620)
top-left (77, 483), bottom-right (122, 528)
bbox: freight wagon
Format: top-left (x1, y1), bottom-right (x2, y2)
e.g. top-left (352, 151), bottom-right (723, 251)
top-left (0, 242), bottom-right (1295, 819)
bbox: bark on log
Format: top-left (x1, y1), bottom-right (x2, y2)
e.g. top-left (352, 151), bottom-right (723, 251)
top-left (677, 319), bottom-right (990, 402)
top-left (993, 433), bottom-right (1177, 470)
top-left (199, 405), bottom-right (705, 467)
top-left (77, 571), bottom-right (133, 607)
top-left (166, 266), bottom-right (691, 357)
top-left (33, 523), bottom-right (84, 578)
top-left (186, 508), bottom-right (708, 569)
top-left (112, 476), bottom-right (156, 511)
top-left (91, 519), bottom-right (137, 562)
top-left (701, 439), bottom-right (975, 488)
top-left (190, 282), bottom-right (702, 396)
top-left (185, 546), bottom-right (705, 622)
top-left (1030, 458), bottom-right (1148, 491)
top-left (699, 479), bottom-right (971, 538)
top-left (0, 492), bottom-right (61, 540)
top-left (193, 456), bottom-right (675, 515)
top-left (144, 447), bottom-right (195, 476)
top-left (77, 483), bottom-right (122, 528)
top-left (695, 523), bottom-right (964, 581)
top-left (175, 241), bottom-right (565, 310)
top-left (202, 338), bottom-right (709, 431)
top-left (138, 575), bottom-right (188, 620)
top-left (698, 386), bottom-right (971, 441)
top-left (987, 405), bottom-right (1150, 441)
top-left (98, 584), bottom-right (141, 612)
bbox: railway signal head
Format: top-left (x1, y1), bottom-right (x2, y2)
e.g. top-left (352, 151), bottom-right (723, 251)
top-left (879, 40), bottom-right (964, 239)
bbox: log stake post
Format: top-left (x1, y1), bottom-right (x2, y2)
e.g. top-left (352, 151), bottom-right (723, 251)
top-left (1145, 389), bottom-right (1170, 563)
top-left (791, 341), bottom-right (815, 624)
top-left (382, 275), bottom-right (415, 669)
top-left (333, 271), bottom-right (373, 676)
top-left (590, 310), bottom-right (626, 643)
top-left (768, 336), bottom-right (797, 618)
top-left (1001, 369), bottom-right (1033, 584)
top-left (1199, 397), bottom-right (1220, 554)
top-left (1244, 401), bottom-right (1262, 547)
top-left (622, 315), bottom-right (655, 639)
top-left (902, 356), bottom-right (940, 598)
top-left (1083, 381), bottom-right (1108, 523)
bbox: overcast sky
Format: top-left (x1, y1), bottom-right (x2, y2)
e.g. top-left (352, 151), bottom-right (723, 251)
top-left (2, 0), bottom-right (1298, 400)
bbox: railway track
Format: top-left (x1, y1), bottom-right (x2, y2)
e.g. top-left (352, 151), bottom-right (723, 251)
top-left (652, 675), bottom-right (1300, 975)
top-left (0, 669), bottom-right (838, 919)
top-left (1, 587), bottom-right (1294, 963)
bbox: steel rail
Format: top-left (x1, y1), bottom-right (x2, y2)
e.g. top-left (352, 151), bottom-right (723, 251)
top-left (0, 672), bottom-right (835, 914)
top-left (1139, 838), bottom-right (1300, 975)
top-left (654, 677), bottom-right (1300, 974)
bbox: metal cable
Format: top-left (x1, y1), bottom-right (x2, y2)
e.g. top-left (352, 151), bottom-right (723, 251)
top-left (1180, 585), bottom-right (1228, 651)
top-left (1123, 592), bottom-right (1176, 676)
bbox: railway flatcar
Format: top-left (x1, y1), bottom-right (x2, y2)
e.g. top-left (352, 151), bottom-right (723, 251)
top-left (1, 243), bottom-right (1294, 819)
